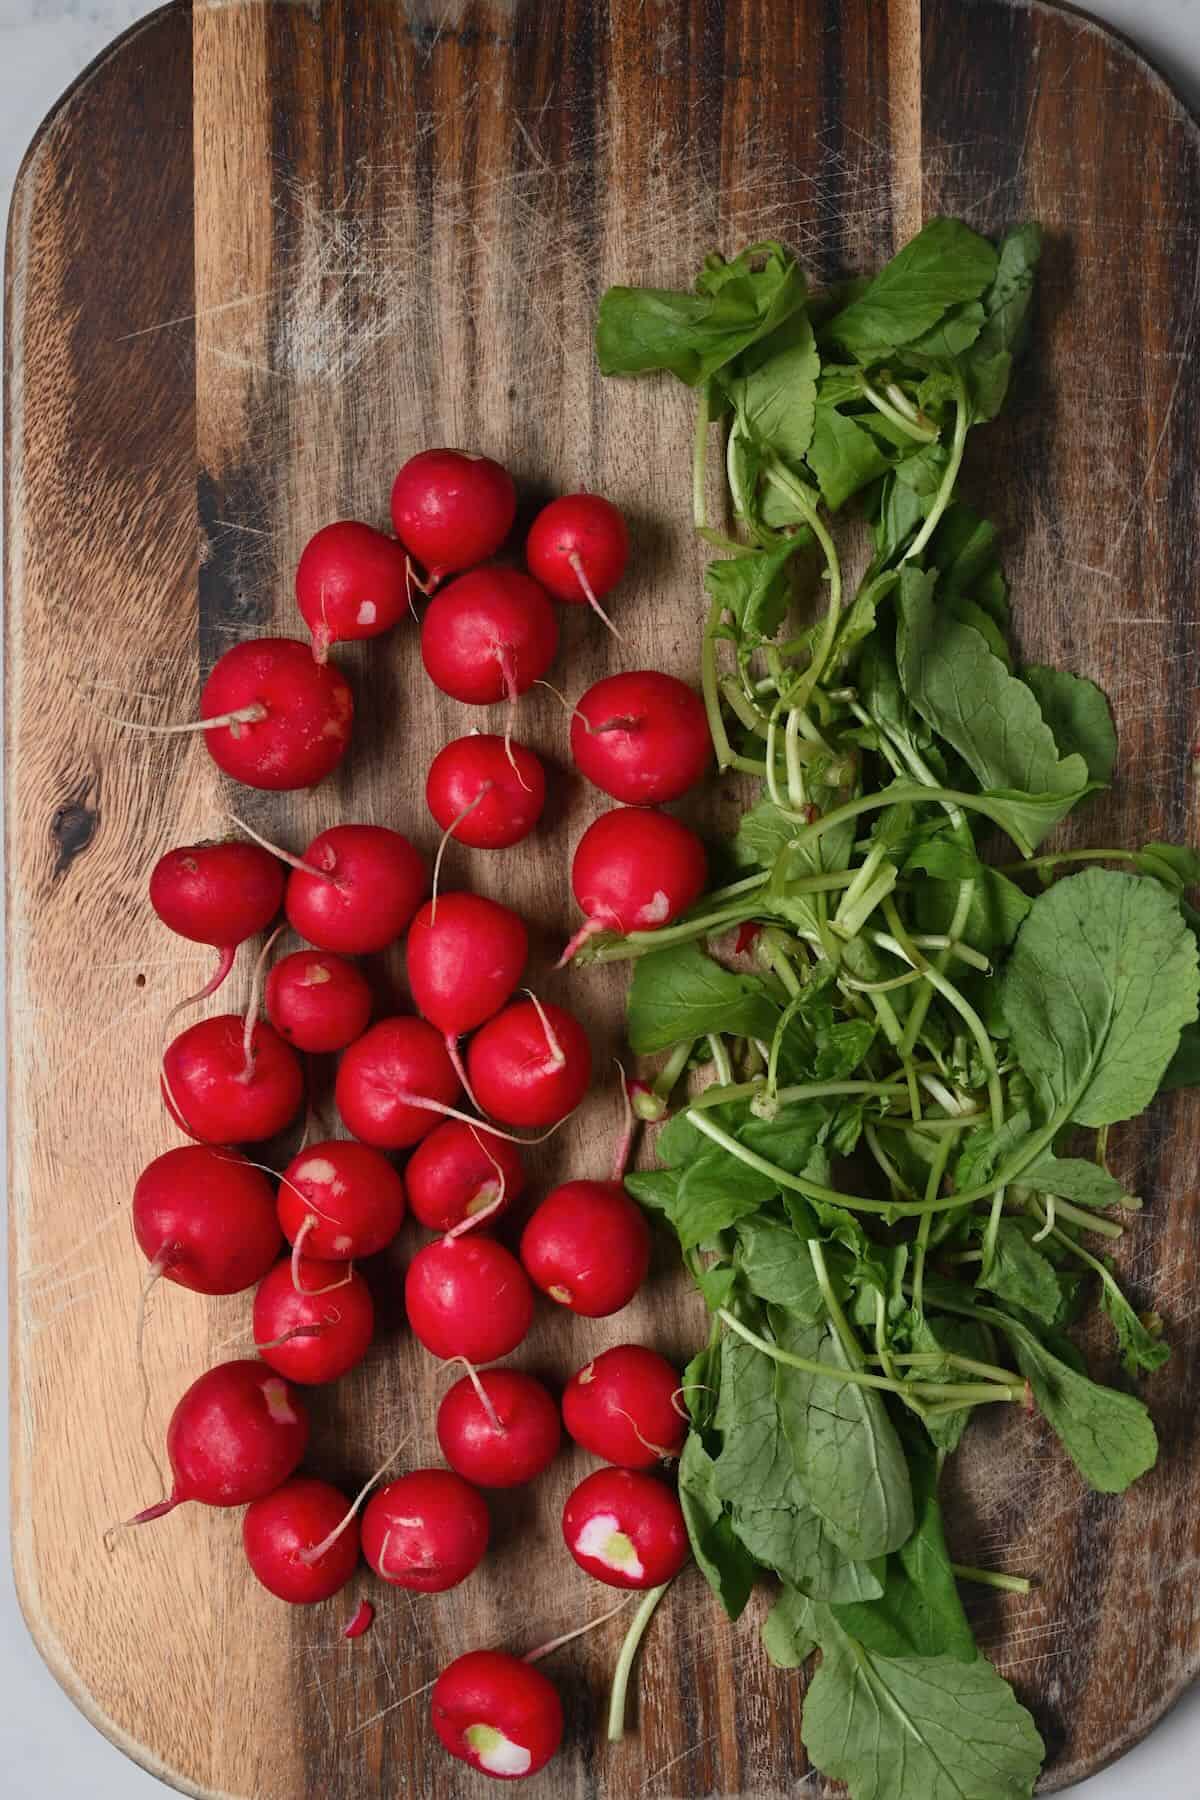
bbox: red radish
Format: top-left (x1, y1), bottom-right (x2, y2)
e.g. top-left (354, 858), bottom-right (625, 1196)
top-left (420, 569), bottom-right (558, 706)
top-left (404, 1236), bottom-right (533, 1363)
top-left (526, 493), bottom-right (628, 635)
top-left (407, 893), bottom-right (527, 1088)
top-left (336, 1017), bottom-right (461, 1149)
top-left (161, 1014), bottom-right (303, 1143)
top-left (570, 670), bottom-right (711, 805)
top-left (437, 1369), bottom-right (560, 1489)
top-left (361, 1469), bottom-right (489, 1592)
top-left (405, 1120), bottom-right (526, 1235)
top-left (200, 638), bottom-right (353, 789)
top-left (149, 842), bottom-right (284, 1011)
top-left (466, 999), bottom-right (591, 1129)
top-left (295, 520), bottom-right (410, 660)
top-left (277, 824), bottom-right (428, 955)
top-left (426, 735), bottom-right (546, 850)
top-left (561, 1468), bottom-right (689, 1590)
top-left (132, 1145), bottom-right (281, 1295)
top-left (265, 949), bottom-right (372, 1053)
top-left (560, 808), bottom-right (707, 965)
top-left (243, 1477), bottom-right (361, 1603)
top-left (128, 1360), bottom-right (308, 1524)
top-left (278, 1140), bottom-right (406, 1260)
top-left (343, 1599), bottom-right (374, 1639)
top-left (253, 1257), bottom-right (374, 1384)
top-left (521, 1181), bottom-right (650, 1317)
top-left (391, 449), bottom-right (517, 581)
top-left (431, 1650), bottom-right (563, 1781)
top-left (562, 1346), bottom-right (686, 1468)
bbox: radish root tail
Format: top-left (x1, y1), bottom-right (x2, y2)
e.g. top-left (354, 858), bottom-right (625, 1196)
top-left (301, 1430), bottom-right (414, 1567)
top-left (567, 552), bottom-right (623, 641)
top-left (161, 942), bottom-right (238, 1039)
top-left (439, 1356), bottom-right (503, 1434)
top-left (522, 989), bottom-right (566, 1069)
top-left (556, 916), bottom-right (605, 970)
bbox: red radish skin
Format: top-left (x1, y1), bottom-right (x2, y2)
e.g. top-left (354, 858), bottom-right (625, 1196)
top-left (526, 493), bottom-right (629, 635)
top-left (426, 735), bottom-right (546, 849)
top-left (265, 949), bottom-right (372, 1053)
top-left (405, 1120), bottom-right (526, 1235)
top-left (243, 1477), bottom-right (361, 1604)
top-left (562, 1346), bottom-right (687, 1468)
top-left (437, 1370), bottom-right (561, 1489)
top-left (131, 1360), bottom-right (308, 1523)
top-left (253, 1257), bottom-right (375, 1384)
top-left (466, 1000), bottom-right (592, 1129)
top-left (432, 1650), bottom-right (563, 1781)
top-left (407, 895), bottom-right (528, 1071)
top-left (336, 1017), bottom-right (461, 1149)
top-left (521, 1181), bottom-right (651, 1318)
top-left (570, 670), bottom-right (712, 805)
top-left (391, 449), bottom-right (517, 581)
top-left (278, 1140), bottom-right (406, 1260)
top-left (132, 1145), bottom-right (281, 1295)
top-left (161, 1014), bottom-right (303, 1144)
top-left (561, 1468), bottom-right (689, 1590)
top-left (343, 1599), bottom-right (374, 1639)
top-left (150, 842), bottom-right (284, 1005)
top-left (295, 520), bottom-right (410, 659)
top-left (361, 1469), bottom-right (490, 1592)
top-left (284, 825), bottom-right (428, 955)
top-left (561, 808), bottom-right (707, 965)
top-left (199, 638), bottom-right (353, 790)
top-left (404, 1237), bottom-right (533, 1363)
top-left (420, 569), bottom-right (558, 706)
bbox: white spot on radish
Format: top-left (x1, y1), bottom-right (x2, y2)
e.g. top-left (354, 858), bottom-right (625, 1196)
top-left (262, 1378), bottom-right (298, 1425)
top-left (332, 1234), bottom-right (353, 1254)
top-left (635, 890), bottom-right (672, 926)
top-left (295, 1157), bottom-right (336, 1184)
top-left (356, 600), bottom-right (377, 626)
top-left (301, 963), bottom-right (332, 986)
top-left (464, 1724), bottom-right (531, 1777)
top-left (575, 1512), bottom-right (644, 1579)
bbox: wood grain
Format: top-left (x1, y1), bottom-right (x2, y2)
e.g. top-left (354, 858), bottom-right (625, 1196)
top-left (7, 1), bottom-right (1200, 1795)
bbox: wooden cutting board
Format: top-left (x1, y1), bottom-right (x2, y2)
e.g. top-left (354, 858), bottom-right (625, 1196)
top-left (7, 1), bottom-right (1200, 1794)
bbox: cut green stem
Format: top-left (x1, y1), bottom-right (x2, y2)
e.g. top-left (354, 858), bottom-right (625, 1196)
top-left (607, 1580), bottom-right (672, 1743)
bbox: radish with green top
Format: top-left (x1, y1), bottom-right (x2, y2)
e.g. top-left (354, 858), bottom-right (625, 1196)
top-left (243, 1477), bottom-right (361, 1604)
top-left (562, 1468), bottom-right (688, 1589)
top-left (361, 1468), bottom-right (490, 1592)
top-left (431, 1650), bottom-right (563, 1781)
top-left (295, 521), bottom-right (411, 659)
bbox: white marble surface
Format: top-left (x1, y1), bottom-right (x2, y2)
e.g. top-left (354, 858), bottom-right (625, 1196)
top-left (2, 0), bottom-right (1200, 1794)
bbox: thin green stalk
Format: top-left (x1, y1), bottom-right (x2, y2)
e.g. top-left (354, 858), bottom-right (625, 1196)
top-left (875, 1291), bottom-right (923, 1417)
top-left (912, 1131), bottom-right (955, 1316)
top-left (876, 1113), bottom-right (982, 1135)
top-left (717, 1309), bottom-right (1024, 1404)
top-left (651, 1039), bottom-right (693, 1104)
top-left (785, 709), bottom-right (807, 810)
top-left (869, 1351), bottom-right (1022, 1387)
top-left (864, 1122), bottom-right (921, 1201)
top-left (998, 847), bottom-right (1141, 879)
top-left (692, 385), bottom-right (711, 530)
top-left (788, 783), bottom-right (1043, 858)
top-left (701, 594), bottom-right (737, 771)
top-left (765, 708), bottom-right (787, 811)
top-left (720, 676), bottom-right (771, 738)
top-left (921, 1389), bottom-right (1022, 1418)
top-left (773, 1077), bottom-right (908, 1106)
top-left (607, 1580), bottom-right (672, 1743)
top-left (810, 1241), bottom-right (863, 1367)
top-left (688, 1078), bottom-right (766, 1111)
top-left (707, 1034), bottom-right (733, 1086)
top-left (760, 927), bottom-right (803, 1000)
top-left (861, 376), bottom-right (940, 442)
top-left (951, 1564), bottom-right (1033, 1596)
top-left (903, 368), bottom-right (969, 563)
top-left (763, 458), bottom-right (843, 701)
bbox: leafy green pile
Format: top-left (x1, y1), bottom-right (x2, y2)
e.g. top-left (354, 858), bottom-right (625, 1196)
top-left (593, 219), bottom-right (1200, 1799)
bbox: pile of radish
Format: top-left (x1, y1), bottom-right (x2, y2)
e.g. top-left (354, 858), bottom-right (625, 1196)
top-left (116, 444), bottom-right (714, 1781)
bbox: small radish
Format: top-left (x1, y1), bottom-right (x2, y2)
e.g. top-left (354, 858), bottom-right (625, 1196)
top-left (431, 1650), bottom-right (563, 1781)
top-left (526, 493), bottom-right (628, 636)
top-left (149, 841), bottom-right (284, 1013)
top-left (405, 1236), bottom-right (533, 1363)
top-left (521, 1181), bottom-right (650, 1317)
top-left (336, 1016), bottom-right (461, 1149)
top-left (561, 1468), bottom-right (689, 1589)
top-left (361, 1469), bottom-right (490, 1592)
top-left (295, 520), bottom-right (410, 660)
top-left (161, 1014), bottom-right (303, 1143)
top-left (405, 1120), bottom-right (526, 1235)
top-left (391, 449), bottom-right (517, 581)
top-left (420, 569), bottom-right (558, 706)
top-left (466, 998), bottom-right (591, 1129)
top-left (426, 735), bottom-right (546, 850)
top-left (133, 1145), bottom-right (281, 1296)
top-left (407, 893), bottom-right (527, 1088)
top-left (562, 1346), bottom-right (686, 1468)
top-left (559, 808), bottom-right (707, 965)
top-left (240, 822), bottom-right (427, 956)
top-left (570, 670), bottom-right (711, 805)
top-left (253, 1257), bottom-right (374, 1384)
top-left (200, 638), bottom-right (353, 789)
top-left (126, 1360), bottom-right (308, 1525)
top-left (243, 1477), bottom-right (361, 1603)
top-left (278, 1140), bottom-right (406, 1261)
top-left (437, 1368), bottom-right (560, 1489)
top-left (265, 949), bottom-right (372, 1053)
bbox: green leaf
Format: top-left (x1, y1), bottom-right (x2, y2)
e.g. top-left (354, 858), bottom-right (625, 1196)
top-left (980, 1220), bottom-right (1063, 1326)
top-left (673, 1147), bottom-right (779, 1248)
top-left (1134, 842), bottom-right (1200, 890)
top-left (596, 241), bottom-right (805, 386)
top-left (739, 1105), bottom-right (830, 1176)
top-left (973, 787), bottom-right (1092, 860)
top-left (953, 1109), bottom-right (1033, 1190)
top-left (1008, 1321), bottom-right (1158, 1492)
top-left (929, 503), bottom-right (1005, 612)
top-left (1097, 1273), bottom-right (1170, 1376)
top-left (736, 1215), bottom-right (826, 1319)
top-left (822, 218), bottom-right (999, 362)
top-left (731, 799), bottom-right (796, 871)
top-left (771, 1310), bottom-right (915, 1563)
top-left (1002, 869), bottom-right (1200, 1128)
top-left (906, 1316), bottom-right (994, 1453)
top-left (762, 1583), bottom-right (817, 1667)
top-left (722, 309), bottom-right (820, 465)
top-left (704, 538), bottom-right (800, 638)
top-left (801, 1611), bottom-right (1044, 1800)
top-left (1021, 1149), bottom-right (1136, 1210)
top-left (1023, 666), bottom-right (1117, 785)
top-left (963, 222), bottom-right (1043, 420)
top-left (678, 1432), bottom-right (757, 1619)
top-left (1161, 1021), bottom-right (1200, 1093)
top-left (906, 298), bottom-right (987, 358)
top-left (627, 944), bottom-right (781, 1054)
top-left (806, 404), bottom-right (892, 509)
